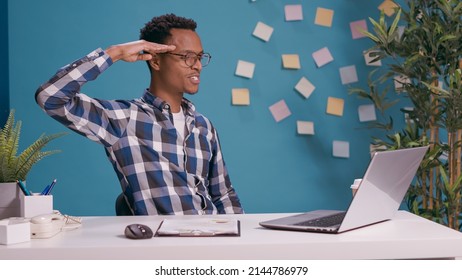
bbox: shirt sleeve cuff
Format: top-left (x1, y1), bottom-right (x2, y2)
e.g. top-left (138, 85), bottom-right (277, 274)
top-left (87, 48), bottom-right (113, 72)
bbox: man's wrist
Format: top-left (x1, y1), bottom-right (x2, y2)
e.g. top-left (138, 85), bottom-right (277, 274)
top-left (105, 45), bottom-right (120, 63)
top-left (85, 48), bottom-right (112, 72)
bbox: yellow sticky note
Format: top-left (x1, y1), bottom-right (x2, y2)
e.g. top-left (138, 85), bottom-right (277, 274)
top-left (315, 7), bottom-right (334, 27)
top-left (282, 54), bottom-right (301, 69)
top-left (232, 88), bottom-right (250, 106)
top-left (378, 0), bottom-right (399, 17)
top-left (326, 97), bottom-right (344, 116)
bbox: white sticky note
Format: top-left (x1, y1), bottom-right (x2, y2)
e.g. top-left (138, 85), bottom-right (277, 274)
top-left (398, 26), bottom-right (405, 38)
top-left (297, 121), bottom-right (315, 135)
top-left (394, 75), bottom-right (411, 92)
top-left (339, 65), bottom-right (358, 85)
top-left (312, 47), bottom-right (334, 68)
top-left (285, 4), bottom-right (303, 21)
top-left (235, 60), bottom-right (255, 79)
top-left (282, 54), bottom-right (301, 69)
top-left (295, 77), bottom-right (315, 99)
top-left (363, 50), bottom-right (382, 66)
top-left (269, 100), bottom-right (291, 122)
top-left (333, 141), bottom-right (350, 158)
top-left (403, 106), bottom-right (414, 124)
top-left (232, 88), bottom-right (250, 106)
top-left (252, 21), bottom-right (274, 42)
top-left (358, 104), bottom-right (377, 122)
top-left (350, 19), bottom-right (368, 39)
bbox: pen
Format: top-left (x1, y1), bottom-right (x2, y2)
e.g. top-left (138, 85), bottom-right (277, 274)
top-left (44, 179), bottom-right (57, 195)
top-left (40, 184), bottom-right (50, 195)
top-left (16, 180), bottom-right (32, 196)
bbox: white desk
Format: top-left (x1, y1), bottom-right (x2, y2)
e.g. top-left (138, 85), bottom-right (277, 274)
top-left (1, 211), bottom-right (462, 260)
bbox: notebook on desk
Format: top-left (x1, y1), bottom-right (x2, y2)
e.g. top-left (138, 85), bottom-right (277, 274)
top-left (155, 218), bottom-right (240, 237)
top-left (259, 146), bottom-right (429, 234)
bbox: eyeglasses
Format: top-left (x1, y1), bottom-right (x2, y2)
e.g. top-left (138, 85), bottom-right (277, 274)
top-left (165, 51), bottom-right (212, 67)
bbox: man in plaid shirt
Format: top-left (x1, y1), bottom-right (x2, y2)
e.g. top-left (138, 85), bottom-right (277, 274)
top-left (35, 14), bottom-right (243, 215)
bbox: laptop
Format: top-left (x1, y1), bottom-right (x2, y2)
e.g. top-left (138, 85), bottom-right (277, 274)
top-left (259, 146), bottom-right (429, 233)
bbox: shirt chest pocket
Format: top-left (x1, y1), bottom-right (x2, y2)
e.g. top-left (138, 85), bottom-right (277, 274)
top-left (184, 131), bottom-right (214, 178)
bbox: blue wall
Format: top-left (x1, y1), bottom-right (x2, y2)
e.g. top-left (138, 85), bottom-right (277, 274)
top-left (0, 0), bottom-right (8, 126)
top-left (7, 0), bottom-right (406, 216)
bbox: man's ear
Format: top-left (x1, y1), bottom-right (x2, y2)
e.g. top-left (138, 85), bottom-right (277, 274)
top-left (149, 54), bottom-right (161, 71)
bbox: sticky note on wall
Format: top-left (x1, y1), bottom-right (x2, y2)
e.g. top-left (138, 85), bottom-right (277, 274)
top-left (235, 60), bottom-right (256, 79)
top-left (285, 4), bottom-right (303, 21)
top-left (379, 0), bottom-right (400, 17)
top-left (315, 7), bottom-right (334, 27)
top-left (253, 21), bottom-right (274, 42)
top-left (297, 121), bottom-right (315, 135)
top-left (326, 97), bottom-right (344, 116)
top-left (295, 77), bottom-right (315, 99)
top-left (312, 47), bottom-right (334, 68)
top-left (339, 65), bottom-right (358, 85)
top-left (358, 104), bottom-right (377, 122)
top-left (394, 75), bottom-right (411, 92)
top-left (333, 141), bottom-right (350, 158)
top-left (350, 19), bottom-right (368, 39)
top-left (403, 106), bottom-right (414, 124)
top-left (363, 50), bottom-right (382, 66)
top-left (232, 88), bottom-right (250, 106)
top-left (282, 54), bottom-right (301, 69)
top-left (269, 100), bottom-right (291, 122)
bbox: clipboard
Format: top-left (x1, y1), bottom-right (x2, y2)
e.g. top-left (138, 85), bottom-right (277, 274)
top-left (155, 218), bottom-right (241, 237)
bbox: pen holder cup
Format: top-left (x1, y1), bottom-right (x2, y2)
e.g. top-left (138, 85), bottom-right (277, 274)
top-left (20, 194), bottom-right (53, 218)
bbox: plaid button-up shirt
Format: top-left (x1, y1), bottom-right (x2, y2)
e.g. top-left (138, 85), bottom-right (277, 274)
top-left (35, 48), bottom-right (243, 215)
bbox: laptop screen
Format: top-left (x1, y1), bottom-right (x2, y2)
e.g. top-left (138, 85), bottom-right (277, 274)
top-left (338, 146), bottom-right (428, 232)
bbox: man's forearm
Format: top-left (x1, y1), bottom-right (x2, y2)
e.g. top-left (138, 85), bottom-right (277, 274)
top-left (35, 48), bottom-right (112, 111)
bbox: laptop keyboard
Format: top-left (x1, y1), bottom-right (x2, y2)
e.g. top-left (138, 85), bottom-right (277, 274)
top-left (293, 212), bottom-right (346, 227)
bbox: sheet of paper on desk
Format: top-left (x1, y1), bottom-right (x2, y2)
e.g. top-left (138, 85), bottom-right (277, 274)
top-left (156, 219), bottom-right (240, 237)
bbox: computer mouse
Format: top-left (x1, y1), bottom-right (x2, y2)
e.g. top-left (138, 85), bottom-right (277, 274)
top-left (124, 224), bottom-right (153, 239)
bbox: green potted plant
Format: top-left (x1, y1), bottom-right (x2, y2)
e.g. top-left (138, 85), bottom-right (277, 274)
top-left (349, 0), bottom-right (462, 230)
top-left (0, 109), bottom-right (65, 219)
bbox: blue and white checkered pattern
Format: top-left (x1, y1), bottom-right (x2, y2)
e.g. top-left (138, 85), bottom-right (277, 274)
top-left (35, 48), bottom-right (243, 215)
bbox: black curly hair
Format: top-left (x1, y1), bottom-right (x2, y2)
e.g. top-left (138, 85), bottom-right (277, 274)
top-left (140, 13), bottom-right (197, 44)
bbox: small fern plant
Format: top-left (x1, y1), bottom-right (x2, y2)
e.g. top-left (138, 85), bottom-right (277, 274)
top-left (0, 110), bottom-right (66, 182)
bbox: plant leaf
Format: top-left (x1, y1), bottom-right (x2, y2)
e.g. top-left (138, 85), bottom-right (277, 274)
top-left (0, 110), bottom-right (67, 182)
